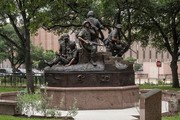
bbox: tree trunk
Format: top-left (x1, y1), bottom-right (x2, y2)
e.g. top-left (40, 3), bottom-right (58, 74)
top-left (25, 32), bottom-right (34, 93)
top-left (170, 56), bottom-right (179, 88)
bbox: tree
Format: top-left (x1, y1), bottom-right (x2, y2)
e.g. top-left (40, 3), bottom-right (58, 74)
top-left (39, 0), bottom-right (94, 33)
top-left (0, 41), bottom-right (8, 62)
top-left (31, 45), bottom-right (55, 70)
top-left (0, 24), bottom-right (24, 69)
top-left (31, 45), bottom-right (45, 69)
top-left (137, 0), bottom-right (180, 88)
top-left (0, 0), bottom-right (51, 93)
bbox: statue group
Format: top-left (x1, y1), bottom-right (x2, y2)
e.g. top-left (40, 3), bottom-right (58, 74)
top-left (44, 11), bottom-right (126, 68)
top-left (43, 11), bottom-right (138, 110)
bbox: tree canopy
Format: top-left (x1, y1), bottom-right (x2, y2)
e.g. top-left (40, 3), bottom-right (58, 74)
top-left (0, 24), bottom-right (24, 69)
top-left (136, 0), bottom-right (180, 87)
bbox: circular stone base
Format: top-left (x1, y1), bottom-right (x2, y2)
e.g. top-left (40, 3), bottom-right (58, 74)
top-left (41, 85), bottom-right (139, 110)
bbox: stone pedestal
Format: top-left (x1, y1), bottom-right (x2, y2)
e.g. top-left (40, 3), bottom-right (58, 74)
top-left (41, 85), bottom-right (139, 110)
top-left (45, 52), bottom-right (135, 87)
top-left (140, 89), bottom-right (162, 120)
top-left (44, 52), bottom-right (139, 110)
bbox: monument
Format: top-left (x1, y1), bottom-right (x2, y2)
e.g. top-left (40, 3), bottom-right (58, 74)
top-left (42, 11), bottom-right (139, 110)
top-left (43, 50), bottom-right (139, 109)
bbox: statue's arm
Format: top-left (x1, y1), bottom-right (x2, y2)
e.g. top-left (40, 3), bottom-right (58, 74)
top-left (78, 36), bottom-right (89, 44)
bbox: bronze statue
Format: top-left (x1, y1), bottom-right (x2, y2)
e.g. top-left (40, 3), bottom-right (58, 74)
top-left (45, 33), bottom-right (79, 67)
top-left (104, 24), bottom-right (124, 57)
top-left (77, 21), bottom-right (97, 66)
top-left (86, 11), bottom-right (103, 31)
top-left (44, 11), bottom-right (135, 90)
top-left (58, 33), bottom-right (71, 56)
top-left (86, 10), bottom-right (104, 41)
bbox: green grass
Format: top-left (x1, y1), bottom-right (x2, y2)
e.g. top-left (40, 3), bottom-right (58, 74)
top-left (0, 87), bottom-right (24, 92)
top-left (163, 114), bottom-right (180, 120)
top-left (0, 115), bottom-right (61, 120)
top-left (139, 84), bottom-right (180, 91)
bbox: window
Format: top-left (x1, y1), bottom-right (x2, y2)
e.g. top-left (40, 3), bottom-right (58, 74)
top-left (143, 49), bottom-right (145, 61)
top-left (130, 50), bottom-right (132, 57)
top-left (136, 50), bottom-right (139, 59)
top-left (161, 52), bottom-right (164, 61)
top-left (155, 51), bottom-right (158, 59)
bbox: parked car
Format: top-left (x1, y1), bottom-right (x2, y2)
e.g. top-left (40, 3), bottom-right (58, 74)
top-left (32, 69), bottom-right (43, 76)
top-left (19, 68), bottom-right (43, 76)
top-left (19, 68), bottom-right (26, 74)
top-left (0, 68), bottom-right (15, 76)
top-left (0, 68), bottom-right (7, 76)
top-left (0, 68), bottom-right (25, 77)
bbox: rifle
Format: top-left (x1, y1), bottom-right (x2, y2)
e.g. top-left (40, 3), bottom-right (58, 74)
top-left (87, 41), bottom-right (104, 46)
top-left (86, 19), bottom-right (99, 31)
top-left (56, 53), bottom-right (67, 58)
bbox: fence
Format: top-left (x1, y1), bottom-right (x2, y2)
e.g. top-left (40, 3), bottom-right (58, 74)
top-left (0, 73), bottom-right (44, 87)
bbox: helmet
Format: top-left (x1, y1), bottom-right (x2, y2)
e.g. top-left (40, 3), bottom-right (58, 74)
top-left (115, 24), bottom-right (121, 29)
top-left (87, 11), bottom-right (94, 17)
top-left (61, 33), bottom-right (69, 42)
top-left (69, 41), bottom-right (76, 50)
top-left (82, 20), bottom-right (90, 26)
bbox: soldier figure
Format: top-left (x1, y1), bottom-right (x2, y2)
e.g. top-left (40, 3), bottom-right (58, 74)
top-left (78, 21), bottom-right (97, 66)
top-left (105, 24), bottom-right (124, 57)
top-left (86, 11), bottom-right (104, 41)
top-left (59, 33), bottom-right (71, 56)
top-left (45, 34), bottom-right (79, 67)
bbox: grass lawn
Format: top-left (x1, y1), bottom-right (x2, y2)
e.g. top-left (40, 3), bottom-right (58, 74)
top-left (139, 84), bottom-right (180, 91)
top-left (0, 87), bottom-right (24, 92)
top-left (163, 115), bottom-right (180, 120)
top-left (0, 115), bottom-right (62, 120)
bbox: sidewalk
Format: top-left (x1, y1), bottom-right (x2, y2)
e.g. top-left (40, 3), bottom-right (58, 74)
top-left (74, 108), bottom-right (139, 120)
top-left (62, 101), bottom-right (168, 120)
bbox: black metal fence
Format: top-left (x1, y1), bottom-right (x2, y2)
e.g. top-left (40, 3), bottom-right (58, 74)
top-left (0, 73), bottom-right (45, 87)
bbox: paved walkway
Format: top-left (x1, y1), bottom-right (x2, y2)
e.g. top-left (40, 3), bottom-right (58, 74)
top-left (61, 101), bottom-right (169, 120)
top-left (74, 108), bottom-right (139, 120)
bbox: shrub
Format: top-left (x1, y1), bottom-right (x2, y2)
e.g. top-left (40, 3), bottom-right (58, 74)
top-left (16, 88), bottom-right (78, 118)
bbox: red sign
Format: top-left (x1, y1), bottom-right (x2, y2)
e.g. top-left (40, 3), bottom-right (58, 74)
top-left (156, 61), bottom-right (161, 67)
